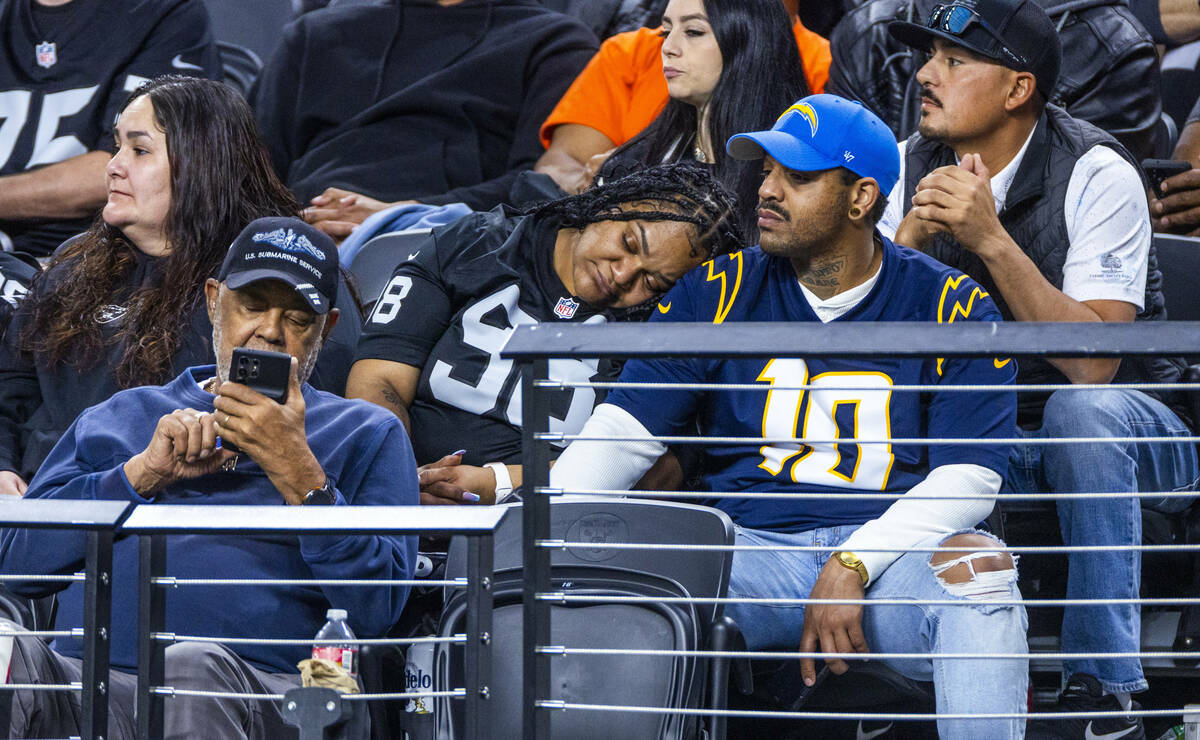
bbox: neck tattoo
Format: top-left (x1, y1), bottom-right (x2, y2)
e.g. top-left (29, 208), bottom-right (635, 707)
top-left (803, 259), bottom-right (845, 289)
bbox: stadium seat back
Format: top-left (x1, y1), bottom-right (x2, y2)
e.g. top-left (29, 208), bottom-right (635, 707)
top-left (216, 41), bottom-right (263, 97)
top-left (436, 498), bottom-right (735, 739)
top-left (347, 229), bottom-right (434, 313)
top-left (201, 0), bottom-right (294, 66)
top-left (1154, 234), bottom-right (1200, 324)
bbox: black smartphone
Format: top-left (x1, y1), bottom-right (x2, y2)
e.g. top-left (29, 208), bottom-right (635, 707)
top-left (1142, 158), bottom-right (1192, 199)
top-left (219, 348), bottom-right (291, 454)
top-left (231, 347), bottom-right (291, 403)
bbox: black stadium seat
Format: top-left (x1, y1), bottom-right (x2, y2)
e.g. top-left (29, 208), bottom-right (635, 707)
top-left (435, 498), bottom-right (735, 739)
top-left (201, 0), bottom-right (294, 67)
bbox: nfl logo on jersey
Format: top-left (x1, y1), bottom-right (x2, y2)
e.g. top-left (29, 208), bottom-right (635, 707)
top-left (35, 41), bottom-right (56, 69)
top-left (553, 296), bottom-right (579, 319)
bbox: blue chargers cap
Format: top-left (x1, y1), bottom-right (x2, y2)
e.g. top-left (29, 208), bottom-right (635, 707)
top-left (726, 94), bottom-right (900, 196)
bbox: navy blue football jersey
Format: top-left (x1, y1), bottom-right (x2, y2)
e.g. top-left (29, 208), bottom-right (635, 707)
top-left (607, 236), bottom-right (1017, 532)
top-left (0, 0), bottom-right (220, 256)
top-left (354, 207), bottom-right (617, 466)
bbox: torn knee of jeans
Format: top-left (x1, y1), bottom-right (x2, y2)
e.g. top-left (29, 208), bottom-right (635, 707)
top-left (929, 534), bottom-right (1018, 601)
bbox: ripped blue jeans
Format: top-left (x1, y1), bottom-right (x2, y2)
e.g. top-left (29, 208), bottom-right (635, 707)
top-left (725, 524), bottom-right (1029, 739)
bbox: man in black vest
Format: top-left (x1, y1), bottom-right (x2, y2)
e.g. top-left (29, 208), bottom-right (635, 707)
top-left (879, 2), bottom-right (1197, 738)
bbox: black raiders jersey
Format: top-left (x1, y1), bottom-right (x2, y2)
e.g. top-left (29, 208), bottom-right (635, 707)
top-left (0, 0), bottom-right (221, 256)
top-left (0, 250), bottom-right (37, 335)
top-left (354, 207), bottom-right (617, 466)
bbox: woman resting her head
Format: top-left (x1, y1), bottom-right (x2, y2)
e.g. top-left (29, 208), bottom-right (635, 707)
top-left (0, 76), bottom-right (321, 495)
top-left (345, 161), bottom-right (744, 504)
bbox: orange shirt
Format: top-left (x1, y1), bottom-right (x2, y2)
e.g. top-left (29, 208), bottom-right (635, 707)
top-left (539, 20), bottom-right (832, 149)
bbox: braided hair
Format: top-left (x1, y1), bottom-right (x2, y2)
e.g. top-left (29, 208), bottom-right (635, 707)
top-left (530, 161), bottom-right (744, 262)
top-left (529, 161), bottom-right (745, 319)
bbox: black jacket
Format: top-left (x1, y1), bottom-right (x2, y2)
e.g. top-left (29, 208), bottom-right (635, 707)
top-left (901, 106), bottom-right (1188, 428)
top-left (827, 0), bottom-right (1163, 160)
top-left (251, 0), bottom-right (597, 210)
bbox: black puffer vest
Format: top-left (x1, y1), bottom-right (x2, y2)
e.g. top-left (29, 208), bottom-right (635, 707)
top-left (902, 106), bottom-right (1188, 429)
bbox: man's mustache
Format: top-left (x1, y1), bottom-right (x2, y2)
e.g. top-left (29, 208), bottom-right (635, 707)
top-left (920, 86), bottom-right (942, 107)
top-left (758, 202), bottom-right (790, 221)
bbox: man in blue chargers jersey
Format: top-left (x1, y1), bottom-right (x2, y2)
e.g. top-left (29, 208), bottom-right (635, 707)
top-left (552, 94), bottom-right (1029, 738)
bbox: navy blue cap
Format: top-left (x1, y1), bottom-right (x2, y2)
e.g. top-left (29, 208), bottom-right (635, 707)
top-left (218, 217), bottom-right (338, 314)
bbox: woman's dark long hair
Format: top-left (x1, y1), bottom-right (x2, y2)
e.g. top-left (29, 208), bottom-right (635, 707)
top-left (604, 0), bottom-right (809, 238)
top-left (21, 76), bottom-right (299, 387)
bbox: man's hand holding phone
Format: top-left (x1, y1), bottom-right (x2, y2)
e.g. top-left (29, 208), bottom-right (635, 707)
top-left (213, 351), bottom-right (327, 505)
top-left (1145, 159), bottom-right (1200, 235)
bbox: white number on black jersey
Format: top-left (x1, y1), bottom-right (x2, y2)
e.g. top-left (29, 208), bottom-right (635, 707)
top-left (0, 86), bottom-right (99, 171)
top-left (428, 284), bottom-right (602, 445)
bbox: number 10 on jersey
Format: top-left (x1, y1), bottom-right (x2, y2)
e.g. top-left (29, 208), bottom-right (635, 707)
top-left (757, 358), bottom-right (895, 490)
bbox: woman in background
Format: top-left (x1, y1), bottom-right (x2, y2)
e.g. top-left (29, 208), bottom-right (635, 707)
top-left (0, 76), bottom-right (355, 495)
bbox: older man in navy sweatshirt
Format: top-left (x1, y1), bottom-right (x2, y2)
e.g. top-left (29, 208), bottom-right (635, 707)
top-left (0, 218), bottom-right (419, 739)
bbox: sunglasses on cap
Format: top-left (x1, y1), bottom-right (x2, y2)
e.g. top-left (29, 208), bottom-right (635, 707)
top-left (927, 3), bottom-right (1028, 68)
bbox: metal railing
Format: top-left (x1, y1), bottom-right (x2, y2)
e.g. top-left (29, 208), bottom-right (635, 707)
top-left (505, 320), bottom-right (1200, 738)
top-left (119, 504), bottom-right (505, 740)
top-left (0, 499), bottom-right (131, 740)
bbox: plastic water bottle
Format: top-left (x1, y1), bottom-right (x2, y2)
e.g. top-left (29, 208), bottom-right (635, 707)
top-left (312, 608), bottom-right (358, 677)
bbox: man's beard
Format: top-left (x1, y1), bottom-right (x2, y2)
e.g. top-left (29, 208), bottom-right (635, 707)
top-left (211, 322), bottom-right (325, 386)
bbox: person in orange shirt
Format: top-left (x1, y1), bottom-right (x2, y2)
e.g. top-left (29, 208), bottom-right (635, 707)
top-left (536, 0), bottom-right (830, 195)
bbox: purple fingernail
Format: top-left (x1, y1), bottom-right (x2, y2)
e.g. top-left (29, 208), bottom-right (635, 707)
top-left (452, 449), bottom-right (467, 457)
top-left (462, 491), bottom-right (480, 502)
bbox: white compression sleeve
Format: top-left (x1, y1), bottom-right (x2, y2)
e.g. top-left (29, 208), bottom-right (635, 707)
top-left (836, 463), bottom-right (1002, 585)
top-left (550, 403), bottom-right (667, 494)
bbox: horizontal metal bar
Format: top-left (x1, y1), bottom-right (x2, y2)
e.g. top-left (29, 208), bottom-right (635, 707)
top-left (0, 683), bottom-right (80, 692)
top-left (343, 689), bottom-right (467, 702)
top-left (535, 540), bottom-right (1200, 554)
top-left (538, 647), bottom-right (1200, 661)
top-left (536, 379), bottom-right (1200, 394)
top-left (502, 321), bottom-right (1200, 360)
top-left (153, 633), bottom-right (465, 646)
top-left (536, 594), bottom-right (1200, 607)
top-left (153, 687), bottom-right (285, 702)
top-left (0, 500), bottom-right (130, 529)
top-left (0, 573), bottom-right (85, 583)
top-left (153, 687), bottom-right (468, 702)
top-left (535, 701), bottom-right (1198, 722)
top-left (0, 628), bottom-right (84, 639)
top-left (151, 577), bottom-right (466, 588)
top-left (121, 505), bottom-right (509, 535)
top-left (540, 433), bottom-right (1200, 446)
top-left (548, 488), bottom-right (1195, 502)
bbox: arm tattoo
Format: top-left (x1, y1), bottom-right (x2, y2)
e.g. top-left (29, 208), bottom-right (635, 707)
top-left (381, 387), bottom-right (405, 409)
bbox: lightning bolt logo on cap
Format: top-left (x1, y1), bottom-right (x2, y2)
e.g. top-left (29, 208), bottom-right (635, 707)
top-left (777, 102), bottom-right (818, 137)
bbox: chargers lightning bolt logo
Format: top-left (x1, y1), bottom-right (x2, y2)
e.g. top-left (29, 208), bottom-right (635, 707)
top-left (936, 275), bottom-right (1011, 374)
top-left (777, 102), bottom-right (818, 136)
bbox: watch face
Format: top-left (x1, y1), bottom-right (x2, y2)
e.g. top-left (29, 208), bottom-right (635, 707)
top-left (304, 484), bottom-right (335, 506)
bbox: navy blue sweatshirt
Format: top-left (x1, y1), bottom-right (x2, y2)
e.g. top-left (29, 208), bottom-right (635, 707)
top-left (0, 365), bottom-right (418, 673)
top-left (0, 251), bottom-right (362, 482)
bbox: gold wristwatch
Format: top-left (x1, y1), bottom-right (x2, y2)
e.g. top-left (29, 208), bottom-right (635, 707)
top-left (833, 551), bottom-right (869, 585)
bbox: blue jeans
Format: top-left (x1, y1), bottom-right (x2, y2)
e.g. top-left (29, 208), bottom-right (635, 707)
top-left (726, 524), bottom-right (1029, 739)
top-left (1005, 388), bottom-right (1198, 694)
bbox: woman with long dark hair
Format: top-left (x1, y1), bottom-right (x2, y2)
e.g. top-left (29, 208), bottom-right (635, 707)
top-left (599, 0), bottom-right (810, 238)
top-left (0, 76), bottom-right (325, 495)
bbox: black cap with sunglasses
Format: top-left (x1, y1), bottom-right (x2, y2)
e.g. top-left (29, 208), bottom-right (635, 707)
top-left (888, 0), bottom-right (1061, 102)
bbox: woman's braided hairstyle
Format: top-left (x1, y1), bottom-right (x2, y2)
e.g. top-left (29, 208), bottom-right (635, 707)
top-left (529, 161), bottom-right (745, 264)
